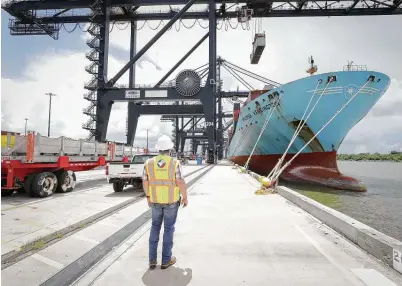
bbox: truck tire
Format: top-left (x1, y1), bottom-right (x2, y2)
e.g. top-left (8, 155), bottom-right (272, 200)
top-left (56, 170), bottom-right (76, 193)
top-left (23, 174), bottom-right (35, 197)
top-left (132, 181), bottom-right (142, 189)
top-left (113, 181), bottom-right (124, 192)
top-left (31, 172), bottom-right (58, 198)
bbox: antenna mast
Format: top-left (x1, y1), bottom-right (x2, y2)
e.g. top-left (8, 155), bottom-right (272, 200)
top-left (306, 56), bottom-right (318, 75)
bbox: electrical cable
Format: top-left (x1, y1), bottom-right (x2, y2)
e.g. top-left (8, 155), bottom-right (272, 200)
top-left (180, 19), bottom-right (197, 29)
top-left (78, 23), bottom-right (91, 32)
top-left (175, 20), bottom-right (181, 31)
top-left (147, 20), bottom-right (163, 30)
top-left (196, 19), bottom-right (209, 29)
top-left (109, 21), bottom-right (115, 32)
top-left (64, 13), bottom-right (255, 35)
top-left (135, 20), bottom-right (147, 30)
top-left (115, 21), bottom-right (129, 30)
top-left (61, 23), bottom-right (79, 33)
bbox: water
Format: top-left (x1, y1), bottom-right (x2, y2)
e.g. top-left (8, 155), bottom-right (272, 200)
top-left (284, 161), bottom-right (402, 241)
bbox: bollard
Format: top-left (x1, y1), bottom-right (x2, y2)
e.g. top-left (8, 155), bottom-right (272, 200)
top-left (261, 177), bottom-right (272, 188)
top-left (255, 177), bottom-right (277, 195)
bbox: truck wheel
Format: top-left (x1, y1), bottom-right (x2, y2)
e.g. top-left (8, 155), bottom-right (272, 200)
top-left (23, 174), bottom-right (35, 197)
top-left (56, 171), bottom-right (76, 193)
top-left (31, 172), bottom-right (58, 198)
top-left (132, 181), bottom-right (142, 189)
top-left (113, 182), bottom-right (124, 192)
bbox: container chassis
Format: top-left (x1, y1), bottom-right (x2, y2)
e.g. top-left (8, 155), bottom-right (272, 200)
top-left (1, 132), bottom-right (134, 198)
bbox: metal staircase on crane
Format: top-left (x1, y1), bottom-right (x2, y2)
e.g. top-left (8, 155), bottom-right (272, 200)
top-left (82, 0), bottom-right (104, 141)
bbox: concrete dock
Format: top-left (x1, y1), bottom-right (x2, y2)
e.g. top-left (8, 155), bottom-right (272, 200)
top-left (0, 164), bottom-right (208, 286)
top-left (2, 163), bottom-right (402, 286)
top-left (73, 164), bottom-right (402, 286)
top-left (1, 165), bottom-right (203, 256)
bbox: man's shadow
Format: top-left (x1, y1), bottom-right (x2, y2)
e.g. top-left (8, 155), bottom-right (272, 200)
top-left (142, 266), bottom-right (193, 286)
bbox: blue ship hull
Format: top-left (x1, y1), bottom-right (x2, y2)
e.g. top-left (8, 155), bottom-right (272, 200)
top-left (227, 71), bottom-right (391, 191)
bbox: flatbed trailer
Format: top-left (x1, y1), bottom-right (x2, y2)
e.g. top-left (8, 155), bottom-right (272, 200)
top-left (1, 131), bottom-right (136, 198)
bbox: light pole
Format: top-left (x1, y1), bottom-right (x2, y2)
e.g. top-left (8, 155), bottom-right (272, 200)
top-left (24, 118), bottom-right (28, 135)
top-left (45, 93), bottom-right (56, 137)
top-left (146, 129), bottom-right (149, 153)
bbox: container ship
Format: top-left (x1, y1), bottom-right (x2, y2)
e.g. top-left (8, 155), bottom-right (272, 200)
top-left (227, 61), bottom-right (391, 191)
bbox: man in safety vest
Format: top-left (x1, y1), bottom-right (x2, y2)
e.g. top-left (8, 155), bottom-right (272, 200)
top-left (142, 134), bottom-right (188, 270)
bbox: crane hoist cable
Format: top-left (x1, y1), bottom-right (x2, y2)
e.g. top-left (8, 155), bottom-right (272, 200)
top-left (224, 60), bottom-right (281, 87)
top-left (194, 63), bottom-right (209, 71)
top-left (222, 64), bottom-right (254, 90)
top-left (266, 79), bottom-right (372, 185)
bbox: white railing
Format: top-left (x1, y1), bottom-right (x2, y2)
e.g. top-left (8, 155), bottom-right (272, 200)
top-left (343, 64), bottom-right (368, 71)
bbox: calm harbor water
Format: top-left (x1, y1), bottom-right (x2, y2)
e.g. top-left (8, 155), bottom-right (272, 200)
top-left (284, 161), bottom-right (402, 241)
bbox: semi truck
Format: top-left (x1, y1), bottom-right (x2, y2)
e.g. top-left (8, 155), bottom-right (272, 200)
top-left (1, 131), bottom-right (137, 198)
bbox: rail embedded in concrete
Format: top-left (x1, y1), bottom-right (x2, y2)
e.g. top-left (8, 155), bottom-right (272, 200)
top-left (39, 164), bottom-right (214, 286)
top-left (240, 165), bottom-right (402, 275)
top-left (67, 164), bottom-right (402, 286)
top-left (3, 163), bottom-right (401, 286)
top-left (1, 164), bottom-right (211, 269)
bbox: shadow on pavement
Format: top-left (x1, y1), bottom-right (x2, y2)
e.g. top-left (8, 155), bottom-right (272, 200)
top-left (104, 186), bottom-right (144, 197)
top-left (142, 266), bottom-right (193, 286)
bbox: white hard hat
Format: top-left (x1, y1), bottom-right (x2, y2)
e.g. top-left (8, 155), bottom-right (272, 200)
top-left (155, 135), bottom-right (174, 151)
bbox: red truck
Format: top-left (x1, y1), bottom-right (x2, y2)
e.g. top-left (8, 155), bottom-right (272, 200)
top-left (1, 131), bottom-right (134, 198)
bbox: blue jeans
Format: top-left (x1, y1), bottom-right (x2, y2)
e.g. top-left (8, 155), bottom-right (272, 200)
top-left (149, 201), bottom-right (179, 264)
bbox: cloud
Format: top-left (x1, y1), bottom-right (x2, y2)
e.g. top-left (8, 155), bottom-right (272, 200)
top-left (0, 49), bottom-right (172, 147)
top-left (1, 51), bottom-right (89, 138)
top-left (339, 79), bottom-right (402, 153)
top-left (2, 13), bottom-right (402, 154)
top-left (369, 79), bottom-right (402, 118)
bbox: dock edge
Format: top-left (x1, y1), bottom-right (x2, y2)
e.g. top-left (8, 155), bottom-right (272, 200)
top-left (234, 164), bottom-right (402, 275)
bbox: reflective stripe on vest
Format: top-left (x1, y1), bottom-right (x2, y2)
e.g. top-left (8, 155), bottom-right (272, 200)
top-left (146, 155), bottom-right (180, 204)
top-left (146, 158), bottom-right (158, 202)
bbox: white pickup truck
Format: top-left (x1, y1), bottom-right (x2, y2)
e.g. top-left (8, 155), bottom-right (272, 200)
top-left (106, 153), bottom-right (157, 192)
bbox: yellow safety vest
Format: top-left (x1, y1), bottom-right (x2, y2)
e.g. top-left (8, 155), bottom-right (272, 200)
top-left (145, 155), bottom-right (180, 204)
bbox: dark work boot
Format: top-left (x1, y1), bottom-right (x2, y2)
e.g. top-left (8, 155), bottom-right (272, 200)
top-left (161, 256), bottom-right (176, 270)
top-left (149, 261), bottom-right (157, 270)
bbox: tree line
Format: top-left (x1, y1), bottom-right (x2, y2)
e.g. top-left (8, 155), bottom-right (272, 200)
top-left (337, 151), bottom-right (402, 162)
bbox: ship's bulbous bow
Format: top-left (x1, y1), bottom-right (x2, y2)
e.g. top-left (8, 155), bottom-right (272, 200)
top-left (230, 151), bottom-right (366, 192)
top-left (283, 165), bottom-right (367, 192)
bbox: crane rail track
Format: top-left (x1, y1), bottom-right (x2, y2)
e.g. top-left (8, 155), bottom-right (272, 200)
top-left (1, 164), bottom-right (212, 270)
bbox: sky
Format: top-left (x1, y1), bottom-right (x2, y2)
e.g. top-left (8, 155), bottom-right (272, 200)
top-left (1, 4), bottom-right (402, 153)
